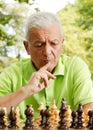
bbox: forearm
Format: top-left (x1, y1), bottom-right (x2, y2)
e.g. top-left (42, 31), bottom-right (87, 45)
top-left (0, 86), bottom-right (31, 110)
top-left (83, 103), bottom-right (93, 110)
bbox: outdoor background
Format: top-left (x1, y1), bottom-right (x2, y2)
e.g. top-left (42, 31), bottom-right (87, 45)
top-left (0, 0), bottom-right (93, 79)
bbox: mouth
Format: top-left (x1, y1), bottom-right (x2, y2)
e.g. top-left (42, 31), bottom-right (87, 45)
top-left (43, 59), bottom-right (51, 64)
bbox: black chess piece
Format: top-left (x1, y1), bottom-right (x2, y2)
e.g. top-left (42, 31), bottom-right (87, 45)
top-left (40, 106), bottom-right (51, 129)
top-left (58, 98), bottom-right (69, 130)
top-left (40, 109), bottom-right (46, 128)
top-left (8, 106), bottom-right (19, 128)
top-left (70, 110), bottom-right (77, 128)
top-left (87, 110), bottom-right (93, 129)
top-left (76, 103), bottom-right (84, 129)
top-left (0, 108), bottom-right (6, 128)
top-left (87, 110), bottom-right (93, 128)
top-left (23, 105), bottom-right (34, 129)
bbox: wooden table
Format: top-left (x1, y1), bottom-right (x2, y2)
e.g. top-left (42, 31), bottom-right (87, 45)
top-left (1, 125), bottom-right (90, 130)
top-left (0, 128), bottom-right (89, 130)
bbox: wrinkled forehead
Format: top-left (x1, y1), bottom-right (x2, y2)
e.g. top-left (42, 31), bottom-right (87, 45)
top-left (27, 23), bottom-right (63, 41)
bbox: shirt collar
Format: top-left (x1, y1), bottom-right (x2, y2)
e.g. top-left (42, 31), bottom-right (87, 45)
top-left (53, 57), bottom-right (64, 76)
top-left (24, 57), bottom-right (64, 80)
top-left (30, 57), bottom-right (64, 76)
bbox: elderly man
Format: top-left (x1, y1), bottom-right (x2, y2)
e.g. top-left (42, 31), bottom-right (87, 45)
top-left (0, 12), bottom-right (93, 121)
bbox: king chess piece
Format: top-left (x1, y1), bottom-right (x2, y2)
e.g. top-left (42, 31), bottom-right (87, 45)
top-left (40, 106), bottom-right (51, 129)
top-left (58, 98), bottom-right (69, 130)
top-left (0, 108), bottom-right (6, 128)
top-left (8, 106), bottom-right (19, 128)
top-left (23, 105), bottom-right (34, 129)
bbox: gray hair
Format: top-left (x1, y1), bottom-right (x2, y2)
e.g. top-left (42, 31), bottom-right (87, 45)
top-left (25, 12), bottom-right (63, 40)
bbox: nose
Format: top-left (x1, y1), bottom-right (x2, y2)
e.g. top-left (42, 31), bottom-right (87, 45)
top-left (42, 43), bottom-right (51, 56)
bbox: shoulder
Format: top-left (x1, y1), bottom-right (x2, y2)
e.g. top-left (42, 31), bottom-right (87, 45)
top-left (60, 54), bottom-right (91, 76)
top-left (61, 54), bottom-right (88, 68)
top-left (0, 58), bottom-right (30, 75)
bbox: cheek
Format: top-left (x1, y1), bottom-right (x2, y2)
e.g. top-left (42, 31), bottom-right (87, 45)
top-left (54, 46), bottom-right (62, 57)
top-left (31, 49), bottom-right (42, 58)
top-left (59, 47), bottom-right (62, 55)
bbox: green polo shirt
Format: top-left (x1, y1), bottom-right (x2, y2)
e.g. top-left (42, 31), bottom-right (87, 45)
top-left (0, 54), bottom-right (93, 121)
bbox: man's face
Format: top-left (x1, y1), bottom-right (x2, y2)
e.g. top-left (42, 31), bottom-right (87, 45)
top-left (24, 23), bottom-right (64, 72)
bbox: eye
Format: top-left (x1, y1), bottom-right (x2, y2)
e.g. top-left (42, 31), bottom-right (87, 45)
top-left (51, 41), bottom-right (59, 46)
top-left (50, 39), bottom-right (59, 45)
top-left (34, 42), bottom-right (43, 47)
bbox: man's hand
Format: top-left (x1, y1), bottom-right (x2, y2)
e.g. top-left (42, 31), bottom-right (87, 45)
top-left (0, 62), bottom-right (56, 108)
top-left (26, 62), bottom-right (56, 96)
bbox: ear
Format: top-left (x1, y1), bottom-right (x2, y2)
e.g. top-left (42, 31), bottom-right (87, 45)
top-left (23, 40), bottom-right (30, 55)
top-left (62, 37), bottom-right (64, 44)
top-left (61, 37), bottom-right (64, 52)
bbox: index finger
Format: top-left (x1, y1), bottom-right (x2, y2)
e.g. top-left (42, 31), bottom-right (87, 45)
top-left (41, 62), bottom-right (50, 70)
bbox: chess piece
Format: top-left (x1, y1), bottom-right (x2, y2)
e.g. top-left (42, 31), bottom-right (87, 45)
top-left (83, 108), bottom-right (89, 127)
top-left (50, 100), bottom-right (59, 125)
top-left (58, 98), bottom-right (69, 130)
top-left (8, 106), bottom-right (19, 128)
top-left (76, 103), bottom-right (84, 129)
top-left (38, 102), bottom-right (44, 111)
top-left (87, 110), bottom-right (93, 129)
top-left (40, 106), bottom-right (51, 129)
top-left (3, 107), bottom-right (8, 126)
top-left (66, 105), bottom-right (72, 127)
top-left (70, 110), bottom-right (77, 128)
top-left (23, 105), bottom-right (34, 129)
top-left (15, 107), bottom-right (20, 127)
top-left (0, 107), bottom-right (7, 128)
top-left (35, 102), bottom-right (44, 125)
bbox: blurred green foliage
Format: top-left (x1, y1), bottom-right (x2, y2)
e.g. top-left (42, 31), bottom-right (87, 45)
top-left (76, 0), bottom-right (93, 30)
top-left (58, 0), bottom-right (93, 79)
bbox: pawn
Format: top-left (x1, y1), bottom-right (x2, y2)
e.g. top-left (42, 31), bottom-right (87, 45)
top-left (23, 105), bottom-right (34, 129)
top-left (8, 106), bottom-right (19, 128)
top-left (70, 110), bottom-right (77, 128)
top-left (0, 107), bottom-right (7, 128)
top-left (87, 110), bottom-right (93, 129)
